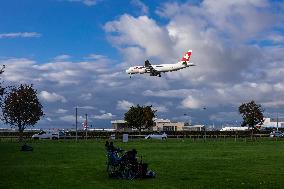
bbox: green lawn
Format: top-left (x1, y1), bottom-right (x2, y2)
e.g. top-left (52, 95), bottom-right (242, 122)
top-left (0, 139), bottom-right (284, 189)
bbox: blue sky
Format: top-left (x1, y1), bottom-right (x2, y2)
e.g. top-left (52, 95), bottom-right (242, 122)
top-left (1, 0), bottom-right (284, 129)
top-left (0, 0), bottom-right (179, 61)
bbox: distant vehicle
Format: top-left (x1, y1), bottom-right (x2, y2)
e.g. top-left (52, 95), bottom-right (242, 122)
top-left (126, 50), bottom-right (195, 77)
top-left (32, 130), bottom-right (65, 140)
top-left (269, 131), bottom-right (284, 138)
top-left (220, 127), bottom-right (249, 131)
top-left (145, 133), bottom-right (167, 140)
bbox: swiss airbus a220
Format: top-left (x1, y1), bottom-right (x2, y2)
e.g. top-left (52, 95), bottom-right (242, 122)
top-left (126, 50), bottom-right (195, 77)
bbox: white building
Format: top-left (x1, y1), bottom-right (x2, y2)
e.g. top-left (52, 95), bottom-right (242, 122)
top-left (262, 117), bottom-right (284, 129)
top-left (153, 119), bottom-right (185, 131)
top-left (111, 119), bottom-right (204, 131)
top-left (111, 120), bottom-right (132, 132)
top-left (183, 124), bottom-right (205, 131)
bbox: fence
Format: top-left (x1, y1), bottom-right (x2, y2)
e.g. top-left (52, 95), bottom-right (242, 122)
top-left (0, 130), bottom-right (274, 141)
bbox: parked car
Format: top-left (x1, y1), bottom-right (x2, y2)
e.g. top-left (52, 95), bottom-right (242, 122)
top-left (269, 131), bottom-right (284, 138)
top-left (32, 130), bottom-right (65, 140)
top-left (145, 132), bottom-right (167, 140)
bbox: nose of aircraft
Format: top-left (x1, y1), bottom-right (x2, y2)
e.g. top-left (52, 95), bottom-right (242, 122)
top-left (126, 68), bottom-right (131, 74)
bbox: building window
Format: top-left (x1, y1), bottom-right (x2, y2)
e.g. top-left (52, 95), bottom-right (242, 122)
top-left (163, 126), bottom-right (175, 131)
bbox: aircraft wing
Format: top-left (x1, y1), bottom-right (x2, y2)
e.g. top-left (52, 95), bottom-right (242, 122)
top-left (145, 60), bottom-right (160, 76)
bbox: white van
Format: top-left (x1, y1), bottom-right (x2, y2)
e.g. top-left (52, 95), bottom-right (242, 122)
top-left (32, 130), bottom-right (64, 140)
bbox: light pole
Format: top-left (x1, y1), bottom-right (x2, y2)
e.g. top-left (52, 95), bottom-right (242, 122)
top-left (277, 112), bottom-right (279, 131)
top-left (202, 107), bottom-right (207, 140)
top-left (75, 106), bottom-right (78, 141)
top-left (85, 113), bottom-right (88, 140)
top-left (75, 106), bottom-right (93, 141)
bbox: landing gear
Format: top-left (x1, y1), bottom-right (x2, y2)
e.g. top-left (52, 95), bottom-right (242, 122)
top-left (158, 74), bottom-right (161, 77)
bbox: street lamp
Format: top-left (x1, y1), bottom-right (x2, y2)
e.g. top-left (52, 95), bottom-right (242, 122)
top-left (75, 106), bottom-right (93, 142)
top-left (277, 112), bottom-right (279, 131)
top-left (75, 106), bottom-right (78, 141)
top-left (85, 113), bottom-right (88, 140)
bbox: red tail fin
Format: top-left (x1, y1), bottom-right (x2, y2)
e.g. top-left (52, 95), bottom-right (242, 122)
top-left (181, 50), bottom-right (192, 62)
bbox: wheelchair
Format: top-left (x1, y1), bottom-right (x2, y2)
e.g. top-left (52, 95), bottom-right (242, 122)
top-left (107, 148), bottom-right (150, 180)
top-left (105, 143), bottom-right (155, 180)
top-left (106, 150), bottom-right (139, 180)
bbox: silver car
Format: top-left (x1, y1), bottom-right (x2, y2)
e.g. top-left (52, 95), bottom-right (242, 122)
top-left (269, 131), bottom-right (284, 138)
top-left (145, 132), bottom-right (167, 140)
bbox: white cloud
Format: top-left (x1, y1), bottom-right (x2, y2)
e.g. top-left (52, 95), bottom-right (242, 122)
top-left (40, 91), bottom-right (67, 103)
top-left (45, 117), bottom-right (53, 122)
top-left (54, 54), bottom-right (71, 61)
top-left (131, 0), bottom-right (149, 15)
top-left (152, 105), bottom-right (168, 113)
top-left (60, 115), bottom-right (75, 123)
top-left (1, 58), bottom-right (39, 82)
top-left (94, 113), bottom-right (115, 120)
top-left (56, 108), bottom-right (68, 114)
top-left (181, 96), bottom-right (204, 109)
top-left (210, 112), bottom-right (241, 123)
top-left (143, 89), bottom-right (193, 98)
top-left (79, 93), bottom-right (92, 101)
top-left (157, 0), bottom-right (281, 41)
top-left (64, 0), bottom-right (98, 6)
top-left (0, 32), bottom-right (41, 39)
top-left (266, 33), bottom-right (284, 44)
top-left (274, 83), bottom-right (284, 92)
top-left (77, 106), bottom-right (95, 109)
top-left (1, 1), bottom-right (284, 128)
top-left (85, 54), bottom-right (106, 60)
top-left (262, 100), bottom-right (284, 108)
top-left (104, 14), bottom-right (174, 59)
top-left (117, 100), bottom-right (135, 110)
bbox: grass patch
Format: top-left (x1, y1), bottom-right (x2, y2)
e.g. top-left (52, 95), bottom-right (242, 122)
top-left (0, 139), bottom-right (284, 189)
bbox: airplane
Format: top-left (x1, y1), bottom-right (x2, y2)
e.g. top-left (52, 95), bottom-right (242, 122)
top-left (125, 50), bottom-right (195, 77)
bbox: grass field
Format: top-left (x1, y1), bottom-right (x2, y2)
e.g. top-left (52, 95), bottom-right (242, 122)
top-left (0, 139), bottom-right (284, 189)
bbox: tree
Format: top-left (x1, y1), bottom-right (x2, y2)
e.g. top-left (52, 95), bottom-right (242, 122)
top-left (0, 65), bottom-right (5, 98)
top-left (239, 100), bottom-right (264, 139)
top-left (124, 105), bottom-right (156, 132)
top-left (2, 84), bottom-right (44, 141)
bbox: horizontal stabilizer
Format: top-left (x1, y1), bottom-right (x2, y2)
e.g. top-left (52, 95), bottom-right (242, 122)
top-left (182, 62), bottom-right (196, 67)
top-left (187, 62), bottom-right (195, 66)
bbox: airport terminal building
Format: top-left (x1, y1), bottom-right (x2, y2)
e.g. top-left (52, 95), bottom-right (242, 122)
top-left (111, 119), bottom-right (204, 132)
top-left (262, 117), bottom-right (284, 129)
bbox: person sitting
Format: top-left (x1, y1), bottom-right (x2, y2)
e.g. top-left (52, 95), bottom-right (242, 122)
top-left (122, 149), bottom-right (138, 164)
top-left (105, 141), bottom-right (123, 165)
top-left (105, 141), bottom-right (110, 151)
top-left (105, 141), bottom-right (122, 152)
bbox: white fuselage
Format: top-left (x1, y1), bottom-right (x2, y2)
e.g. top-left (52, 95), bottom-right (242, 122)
top-left (126, 61), bottom-right (193, 75)
top-left (152, 62), bottom-right (185, 72)
top-left (126, 66), bottom-right (147, 74)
